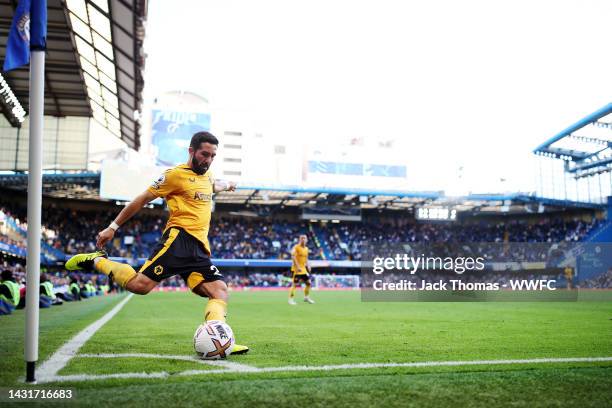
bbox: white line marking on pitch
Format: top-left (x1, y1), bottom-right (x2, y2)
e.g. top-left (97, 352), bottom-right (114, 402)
top-left (78, 353), bottom-right (256, 371)
top-left (35, 294), bottom-right (134, 384)
top-left (37, 356), bottom-right (612, 383)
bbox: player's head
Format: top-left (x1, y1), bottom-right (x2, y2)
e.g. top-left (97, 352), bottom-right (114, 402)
top-left (299, 234), bottom-right (307, 245)
top-left (1, 269), bottom-right (14, 282)
top-left (189, 131), bottom-right (218, 175)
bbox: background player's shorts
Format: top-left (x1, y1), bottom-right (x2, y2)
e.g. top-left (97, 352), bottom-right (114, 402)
top-left (292, 273), bottom-right (310, 284)
top-left (140, 228), bottom-right (223, 289)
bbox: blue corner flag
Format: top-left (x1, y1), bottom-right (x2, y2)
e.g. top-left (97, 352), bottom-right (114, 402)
top-left (3, 0), bottom-right (47, 72)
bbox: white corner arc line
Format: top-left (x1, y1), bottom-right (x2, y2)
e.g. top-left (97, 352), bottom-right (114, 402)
top-left (78, 353), bottom-right (257, 371)
top-left (35, 294), bottom-right (134, 384)
top-left (38, 356), bottom-right (612, 383)
top-left (177, 356), bottom-right (612, 377)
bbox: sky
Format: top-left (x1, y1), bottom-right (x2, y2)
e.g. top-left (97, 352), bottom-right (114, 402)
top-left (143, 0), bottom-right (612, 195)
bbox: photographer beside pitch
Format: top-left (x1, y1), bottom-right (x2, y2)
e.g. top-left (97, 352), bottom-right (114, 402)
top-left (65, 131), bottom-right (248, 355)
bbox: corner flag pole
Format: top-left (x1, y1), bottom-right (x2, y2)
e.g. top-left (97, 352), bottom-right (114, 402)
top-left (3, 0), bottom-right (46, 382)
top-left (24, 0), bottom-right (47, 383)
top-left (25, 48), bottom-right (44, 383)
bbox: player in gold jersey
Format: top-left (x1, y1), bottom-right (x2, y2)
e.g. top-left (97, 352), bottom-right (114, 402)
top-left (65, 132), bottom-right (248, 355)
top-left (564, 266), bottom-right (574, 289)
top-left (288, 234), bottom-right (315, 305)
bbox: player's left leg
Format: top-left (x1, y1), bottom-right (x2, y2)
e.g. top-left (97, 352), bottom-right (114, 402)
top-left (194, 279), bottom-right (228, 321)
top-left (303, 276), bottom-right (315, 304)
top-left (188, 275), bottom-right (249, 355)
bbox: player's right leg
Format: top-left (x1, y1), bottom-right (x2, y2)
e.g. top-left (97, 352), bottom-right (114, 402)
top-left (65, 251), bottom-right (156, 294)
top-left (67, 228), bottom-right (181, 294)
top-left (302, 275), bottom-right (315, 304)
top-left (124, 273), bottom-right (158, 294)
top-left (288, 271), bottom-right (297, 305)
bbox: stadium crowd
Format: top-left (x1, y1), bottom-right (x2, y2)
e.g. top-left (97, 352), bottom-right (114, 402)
top-left (0, 198), bottom-right (609, 311)
top-left (323, 218), bottom-right (603, 260)
top-left (1, 202), bottom-right (603, 262)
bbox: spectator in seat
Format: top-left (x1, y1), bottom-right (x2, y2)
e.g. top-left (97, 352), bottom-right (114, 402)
top-left (0, 269), bottom-right (20, 315)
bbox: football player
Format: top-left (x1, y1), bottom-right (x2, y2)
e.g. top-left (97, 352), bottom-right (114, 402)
top-left (66, 131), bottom-right (249, 355)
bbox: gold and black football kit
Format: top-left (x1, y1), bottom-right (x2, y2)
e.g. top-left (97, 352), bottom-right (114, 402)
top-left (140, 164), bottom-right (222, 288)
top-left (291, 244), bottom-right (310, 284)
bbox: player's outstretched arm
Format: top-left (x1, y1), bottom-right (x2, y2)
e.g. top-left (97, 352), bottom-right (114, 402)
top-left (96, 189), bottom-right (157, 248)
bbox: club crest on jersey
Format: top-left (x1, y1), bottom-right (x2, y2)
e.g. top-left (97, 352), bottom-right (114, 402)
top-left (193, 191), bottom-right (212, 201)
top-left (151, 174), bottom-right (166, 190)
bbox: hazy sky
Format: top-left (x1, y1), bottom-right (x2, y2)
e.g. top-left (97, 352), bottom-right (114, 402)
top-left (143, 0), bottom-right (612, 194)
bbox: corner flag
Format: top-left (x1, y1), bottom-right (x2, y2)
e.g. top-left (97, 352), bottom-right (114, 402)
top-left (3, 0), bottom-right (47, 72)
top-left (8, 0), bottom-right (49, 384)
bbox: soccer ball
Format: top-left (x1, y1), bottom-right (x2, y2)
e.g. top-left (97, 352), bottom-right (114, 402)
top-left (193, 320), bottom-right (235, 359)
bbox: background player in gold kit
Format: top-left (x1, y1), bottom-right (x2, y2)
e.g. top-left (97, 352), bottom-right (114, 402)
top-left (564, 266), bottom-right (574, 289)
top-left (288, 234), bottom-right (315, 305)
top-left (65, 132), bottom-right (248, 355)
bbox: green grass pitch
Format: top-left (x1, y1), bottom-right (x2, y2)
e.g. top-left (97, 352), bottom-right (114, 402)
top-left (1, 290), bottom-right (611, 407)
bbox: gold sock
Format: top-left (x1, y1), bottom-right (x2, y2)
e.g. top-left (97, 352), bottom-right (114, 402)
top-left (289, 283), bottom-right (296, 298)
top-left (96, 258), bottom-right (137, 288)
top-left (304, 284), bottom-right (311, 297)
top-left (205, 299), bottom-right (227, 322)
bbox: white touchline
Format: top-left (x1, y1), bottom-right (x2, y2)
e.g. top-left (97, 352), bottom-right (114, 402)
top-left (35, 294), bottom-right (134, 383)
top-left (37, 356), bottom-right (612, 383)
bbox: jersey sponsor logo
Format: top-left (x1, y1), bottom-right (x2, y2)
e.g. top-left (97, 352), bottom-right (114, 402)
top-left (193, 191), bottom-right (212, 201)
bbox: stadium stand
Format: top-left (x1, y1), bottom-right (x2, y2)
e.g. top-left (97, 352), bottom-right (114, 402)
top-left (0, 187), bottom-right (610, 300)
top-left (0, 198), bottom-right (604, 262)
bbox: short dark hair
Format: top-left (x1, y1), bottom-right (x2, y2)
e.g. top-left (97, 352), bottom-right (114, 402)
top-left (190, 131), bottom-right (219, 150)
top-left (1, 269), bottom-right (14, 281)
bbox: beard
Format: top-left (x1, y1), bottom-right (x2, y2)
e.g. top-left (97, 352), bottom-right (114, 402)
top-left (190, 157), bottom-right (209, 175)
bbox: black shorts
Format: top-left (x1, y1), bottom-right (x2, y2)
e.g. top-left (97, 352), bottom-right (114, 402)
top-left (140, 227), bottom-right (223, 289)
top-left (292, 273), bottom-right (311, 284)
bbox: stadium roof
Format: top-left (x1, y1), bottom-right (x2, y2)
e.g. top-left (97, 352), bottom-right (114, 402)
top-left (533, 103), bottom-right (612, 179)
top-left (214, 186), bottom-right (443, 210)
top-left (0, 171), bottom-right (101, 199)
top-left (0, 0), bottom-right (146, 149)
top-left (0, 174), bottom-right (603, 212)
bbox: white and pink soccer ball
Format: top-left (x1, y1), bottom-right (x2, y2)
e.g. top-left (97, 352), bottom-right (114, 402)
top-left (193, 320), bottom-right (235, 359)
